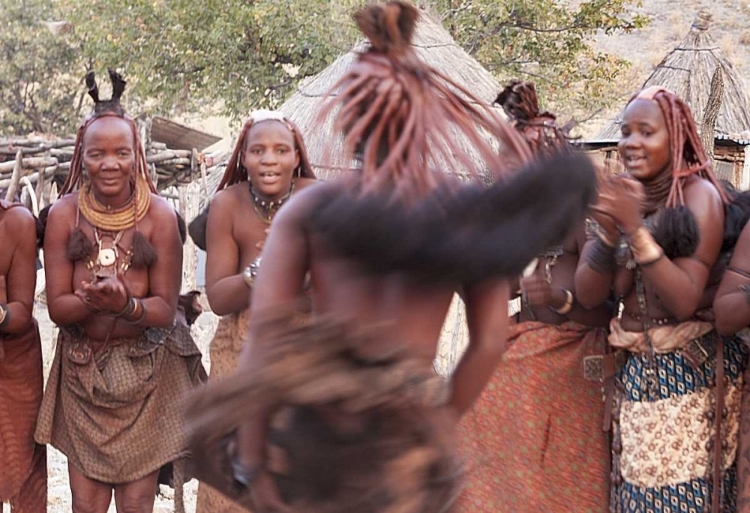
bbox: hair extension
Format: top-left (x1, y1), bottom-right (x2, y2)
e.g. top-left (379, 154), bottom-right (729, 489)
top-left (187, 204), bottom-right (210, 251)
top-left (628, 88), bottom-right (728, 212)
top-left (215, 117), bottom-right (315, 192)
top-left (495, 80), bottom-right (570, 155)
top-left (316, 1), bottom-right (532, 201)
top-left (131, 231), bottom-right (158, 268)
top-left (67, 227), bottom-right (94, 261)
top-left (176, 211), bottom-right (187, 245)
top-left (311, 152), bottom-right (597, 283)
top-left (307, 2), bottom-right (598, 280)
top-left (723, 189), bottom-right (750, 253)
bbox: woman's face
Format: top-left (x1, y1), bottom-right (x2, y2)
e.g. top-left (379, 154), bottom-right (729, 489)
top-left (82, 117), bottom-right (136, 205)
top-left (617, 99), bottom-right (671, 181)
top-left (242, 120), bottom-right (299, 200)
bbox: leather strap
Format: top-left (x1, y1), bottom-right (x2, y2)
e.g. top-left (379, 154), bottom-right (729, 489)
top-left (582, 351), bottom-right (627, 431)
top-left (712, 337), bottom-right (725, 512)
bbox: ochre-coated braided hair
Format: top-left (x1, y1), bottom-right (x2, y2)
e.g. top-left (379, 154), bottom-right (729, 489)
top-left (496, 80), bottom-right (570, 154)
top-left (215, 114), bottom-right (315, 192)
top-left (626, 86), bottom-right (728, 212)
top-left (60, 69), bottom-right (156, 196)
top-left (317, 1), bottom-right (532, 199)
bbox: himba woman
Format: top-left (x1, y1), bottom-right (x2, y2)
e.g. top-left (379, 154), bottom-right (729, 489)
top-left (0, 201), bottom-right (46, 511)
top-left (185, 2), bottom-right (597, 512)
top-left (714, 177), bottom-right (750, 513)
top-left (194, 111), bottom-right (316, 512)
top-left (575, 86), bottom-right (746, 512)
top-left (35, 70), bottom-right (205, 513)
top-left (454, 80), bottom-right (613, 512)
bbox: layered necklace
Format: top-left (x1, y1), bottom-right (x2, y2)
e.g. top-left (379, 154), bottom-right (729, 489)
top-left (78, 175), bottom-right (151, 279)
top-left (79, 176), bottom-right (151, 232)
top-left (248, 180), bottom-right (295, 225)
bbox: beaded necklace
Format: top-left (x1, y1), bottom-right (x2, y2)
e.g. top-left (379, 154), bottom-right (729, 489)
top-left (248, 180), bottom-right (295, 224)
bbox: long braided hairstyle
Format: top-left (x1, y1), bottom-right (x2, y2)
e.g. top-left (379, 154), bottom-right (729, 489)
top-left (495, 80), bottom-right (570, 154)
top-left (308, 2), bottom-right (597, 283)
top-left (624, 86), bottom-right (729, 259)
top-left (61, 69), bottom-right (156, 196)
top-left (215, 113), bottom-right (315, 192)
top-left (317, 1), bottom-right (532, 200)
top-left (627, 86), bottom-right (728, 212)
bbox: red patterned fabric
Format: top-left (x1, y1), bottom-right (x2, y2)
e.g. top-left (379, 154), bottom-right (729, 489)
top-left (455, 321), bottom-right (610, 513)
top-left (0, 321), bottom-right (47, 512)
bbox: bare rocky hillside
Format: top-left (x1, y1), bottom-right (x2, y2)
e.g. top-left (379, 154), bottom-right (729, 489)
top-left (579, 0), bottom-right (750, 137)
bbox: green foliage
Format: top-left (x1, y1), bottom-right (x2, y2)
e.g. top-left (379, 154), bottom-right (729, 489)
top-left (0, 0), bottom-right (87, 135)
top-left (432, 0), bottom-right (648, 117)
top-left (0, 0), bottom-right (647, 136)
top-left (59, 0), bottom-right (361, 124)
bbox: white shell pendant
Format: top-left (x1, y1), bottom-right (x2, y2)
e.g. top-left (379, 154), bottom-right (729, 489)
top-left (98, 248), bottom-right (117, 267)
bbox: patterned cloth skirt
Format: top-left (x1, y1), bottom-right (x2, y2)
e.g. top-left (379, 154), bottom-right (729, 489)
top-left (611, 333), bottom-right (748, 513)
top-left (35, 323), bottom-right (206, 490)
top-left (455, 320), bottom-right (610, 513)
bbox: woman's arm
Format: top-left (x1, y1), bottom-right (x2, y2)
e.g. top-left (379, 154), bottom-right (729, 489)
top-left (714, 221), bottom-right (750, 335)
top-left (449, 280), bottom-right (509, 416)
top-left (205, 192), bottom-right (252, 316)
top-left (44, 199), bottom-right (92, 325)
top-left (0, 208), bottom-right (37, 333)
top-left (235, 188), bottom-right (315, 507)
top-left (594, 176), bottom-right (724, 321)
top-left (635, 180), bottom-right (724, 320)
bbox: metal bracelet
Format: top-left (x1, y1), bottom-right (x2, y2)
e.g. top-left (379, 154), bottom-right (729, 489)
top-left (0, 303), bottom-right (9, 329)
top-left (739, 284), bottom-right (750, 305)
top-left (586, 237), bottom-right (617, 274)
top-left (231, 457), bottom-right (262, 490)
top-left (551, 288), bottom-right (575, 315)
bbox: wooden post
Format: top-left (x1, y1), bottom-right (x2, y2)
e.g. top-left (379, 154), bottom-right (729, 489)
top-left (179, 182), bottom-right (200, 292)
top-left (5, 150), bottom-right (23, 202)
top-left (701, 66), bottom-right (724, 165)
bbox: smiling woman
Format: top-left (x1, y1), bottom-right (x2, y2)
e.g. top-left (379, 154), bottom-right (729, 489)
top-left (575, 87), bottom-right (742, 512)
top-left (195, 110), bottom-right (317, 513)
top-left (34, 69), bottom-right (205, 513)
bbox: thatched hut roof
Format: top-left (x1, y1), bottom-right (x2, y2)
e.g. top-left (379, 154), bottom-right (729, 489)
top-left (596, 10), bottom-right (750, 141)
top-left (278, 9), bottom-right (505, 180)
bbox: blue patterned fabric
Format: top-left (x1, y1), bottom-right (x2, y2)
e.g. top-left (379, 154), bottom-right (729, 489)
top-left (611, 335), bottom-right (748, 513)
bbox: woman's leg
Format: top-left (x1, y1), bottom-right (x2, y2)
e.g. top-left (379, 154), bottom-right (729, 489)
top-left (69, 462), bottom-right (112, 513)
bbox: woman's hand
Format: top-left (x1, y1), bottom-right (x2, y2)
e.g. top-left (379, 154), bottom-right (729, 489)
top-left (591, 175), bottom-right (645, 235)
top-left (75, 273), bottom-right (130, 315)
top-left (520, 268), bottom-right (566, 310)
top-left (250, 470), bottom-right (293, 513)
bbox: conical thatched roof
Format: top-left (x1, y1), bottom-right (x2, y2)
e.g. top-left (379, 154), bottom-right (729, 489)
top-left (597, 11), bottom-right (750, 141)
top-left (279, 9), bottom-right (505, 180)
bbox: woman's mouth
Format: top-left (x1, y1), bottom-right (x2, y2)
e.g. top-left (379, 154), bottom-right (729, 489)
top-left (259, 172), bottom-right (281, 185)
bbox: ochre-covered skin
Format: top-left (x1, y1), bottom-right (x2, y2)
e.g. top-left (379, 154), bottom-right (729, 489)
top-left (0, 200), bottom-right (47, 513)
